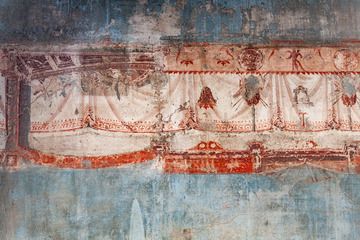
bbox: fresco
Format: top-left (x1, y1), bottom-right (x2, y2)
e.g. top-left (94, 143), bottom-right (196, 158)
top-left (3, 45), bottom-right (358, 174)
top-left (2, 166), bottom-right (360, 239)
top-left (0, 76), bottom-right (6, 150)
top-left (1, 0), bottom-right (360, 239)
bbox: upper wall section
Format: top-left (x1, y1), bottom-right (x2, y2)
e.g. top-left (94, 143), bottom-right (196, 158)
top-left (1, 0), bottom-right (360, 44)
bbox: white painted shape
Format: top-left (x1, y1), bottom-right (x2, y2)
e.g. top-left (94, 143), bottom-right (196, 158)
top-left (129, 199), bottom-right (146, 240)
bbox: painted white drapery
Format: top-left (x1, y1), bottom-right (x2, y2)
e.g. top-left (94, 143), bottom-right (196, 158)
top-left (30, 73), bottom-right (158, 133)
top-left (30, 73), bottom-right (360, 133)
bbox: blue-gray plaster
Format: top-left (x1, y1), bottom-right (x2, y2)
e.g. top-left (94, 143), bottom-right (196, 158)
top-left (0, 0), bottom-right (360, 43)
top-left (1, 164), bottom-right (360, 239)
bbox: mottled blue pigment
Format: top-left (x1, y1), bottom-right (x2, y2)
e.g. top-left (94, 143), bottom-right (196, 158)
top-left (1, 164), bottom-right (360, 239)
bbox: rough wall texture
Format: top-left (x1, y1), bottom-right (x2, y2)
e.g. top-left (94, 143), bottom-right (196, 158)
top-left (1, 0), bottom-right (360, 239)
top-left (2, 165), bottom-right (360, 239)
top-left (2, 0), bottom-right (360, 43)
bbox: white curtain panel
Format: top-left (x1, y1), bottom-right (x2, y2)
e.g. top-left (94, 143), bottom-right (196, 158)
top-left (164, 73), bottom-right (358, 132)
top-left (30, 73), bottom-right (158, 133)
top-left (273, 74), bottom-right (331, 131)
top-left (194, 74), bottom-right (272, 132)
top-left (30, 73), bottom-right (360, 134)
top-left (93, 80), bottom-right (157, 132)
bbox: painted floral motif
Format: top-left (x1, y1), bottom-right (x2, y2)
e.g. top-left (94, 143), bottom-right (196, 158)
top-left (31, 76), bottom-right (74, 107)
top-left (214, 48), bottom-right (234, 66)
top-left (198, 87), bottom-right (217, 109)
top-left (334, 49), bottom-right (358, 71)
top-left (179, 107), bottom-right (198, 130)
top-left (327, 111), bottom-right (341, 130)
top-left (272, 105), bottom-right (286, 130)
top-left (238, 48), bottom-right (264, 71)
top-left (82, 106), bottom-right (96, 127)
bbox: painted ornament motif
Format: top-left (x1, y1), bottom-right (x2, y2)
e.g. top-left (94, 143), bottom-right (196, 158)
top-left (198, 87), bottom-right (217, 109)
top-left (233, 75), bottom-right (264, 107)
top-left (340, 76), bottom-right (358, 107)
top-left (334, 49), bottom-right (358, 71)
top-left (238, 48), bottom-right (264, 71)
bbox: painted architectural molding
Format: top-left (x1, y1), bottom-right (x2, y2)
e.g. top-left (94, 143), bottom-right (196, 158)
top-left (1, 45), bottom-right (156, 81)
top-left (22, 147), bottom-right (156, 169)
top-left (164, 141), bottom-right (360, 174)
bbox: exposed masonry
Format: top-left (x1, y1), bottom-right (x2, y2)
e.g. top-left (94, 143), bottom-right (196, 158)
top-left (1, 43), bottom-right (360, 173)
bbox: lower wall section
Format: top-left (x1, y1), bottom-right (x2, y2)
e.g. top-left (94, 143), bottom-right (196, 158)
top-left (1, 164), bottom-right (360, 239)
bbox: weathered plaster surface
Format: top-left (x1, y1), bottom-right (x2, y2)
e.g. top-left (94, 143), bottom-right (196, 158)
top-left (1, 0), bottom-right (360, 43)
top-left (1, 166), bottom-right (360, 239)
top-left (1, 0), bottom-right (360, 239)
